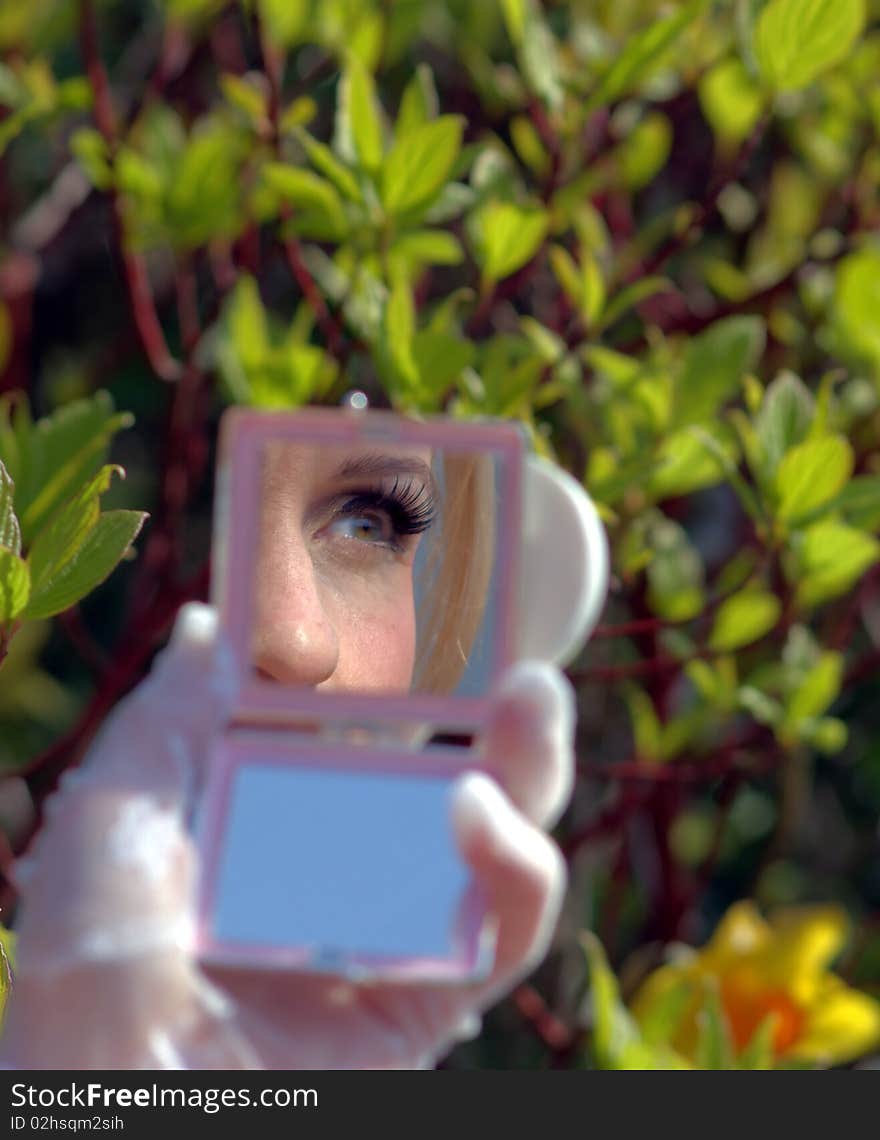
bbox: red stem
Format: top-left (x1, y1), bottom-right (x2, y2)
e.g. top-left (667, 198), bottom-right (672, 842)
top-left (512, 985), bottom-right (573, 1053)
top-left (253, 6), bottom-right (347, 360)
top-left (78, 0), bottom-right (181, 384)
top-left (57, 608), bottom-right (110, 679)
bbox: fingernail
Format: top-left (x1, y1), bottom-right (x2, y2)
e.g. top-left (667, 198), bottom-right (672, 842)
top-left (169, 602), bottom-right (219, 649)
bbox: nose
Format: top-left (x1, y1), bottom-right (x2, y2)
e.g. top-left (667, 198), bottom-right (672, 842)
top-left (250, 531), bottom-right (339, 687)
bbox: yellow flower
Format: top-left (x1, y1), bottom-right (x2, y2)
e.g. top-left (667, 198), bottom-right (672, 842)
top-left (631, 902), bottom-right (880, 1068)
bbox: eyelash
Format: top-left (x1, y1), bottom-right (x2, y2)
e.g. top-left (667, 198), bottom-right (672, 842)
top-left (335, 477), bottom-right (438, 549)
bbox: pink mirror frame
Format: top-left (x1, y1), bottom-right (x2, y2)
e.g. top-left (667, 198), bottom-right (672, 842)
top-left (212, 407), bottom-right (524, 733)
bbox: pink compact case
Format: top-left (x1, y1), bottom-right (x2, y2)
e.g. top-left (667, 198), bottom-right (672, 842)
top-left (194, 407), bottom-right (524, 980)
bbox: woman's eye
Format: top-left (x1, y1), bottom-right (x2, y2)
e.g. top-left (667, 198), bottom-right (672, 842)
top-left (330, 511), bottom-right (394, 544)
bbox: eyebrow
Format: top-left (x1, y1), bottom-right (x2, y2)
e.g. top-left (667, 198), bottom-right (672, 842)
top-left (333, 453), bottom-right (439, 500)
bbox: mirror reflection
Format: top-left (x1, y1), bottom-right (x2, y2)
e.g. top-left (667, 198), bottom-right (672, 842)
top-left (210, 762), bottom-right (471, 963)
top-left (250, 441), bottom-right (500, 696)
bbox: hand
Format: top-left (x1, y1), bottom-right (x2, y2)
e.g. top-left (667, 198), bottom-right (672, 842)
top-left (1, 604), bottom-right (574, 1069)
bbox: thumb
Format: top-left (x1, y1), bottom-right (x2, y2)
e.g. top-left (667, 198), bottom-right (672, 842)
top-left (452, 772), bottom-right (566, 1010)
top-left (81, 602), bottom-right (239, 805)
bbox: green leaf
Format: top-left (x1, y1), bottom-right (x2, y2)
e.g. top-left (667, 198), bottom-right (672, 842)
top-left (395, 64), bottom-right (438, 139)
top-left (694, 984), bottom-right (735, 1070)
top-left (686, 657), bottom-right (738, 712)
top-left (775, 435), bottom-right (853, 524)
top-left (423, 182), bottom-right (475, 225)
top-left (808, 717), bottom-right (848, 754)
top-left (0, 923), bottom-right (15, 1010)
top-left (219, 73), bottom-right (267, 122)
top-left (381, 116), bottom-right (463, 217)
top-left (581, 933), bottom-right (688, 1069)
top-left (518, 0), bottom-right (563, 110)
top-left (582, 931), bottom-right (643, 1067)
top-left (411, 331), bottom-right (474, 403)
top-left (833, 246), bottom-right (880, 369)
top-left (755, 0), bottom-right (866, 93)
top-left (259, 0), bottom-right (310, 46)
top-left (471, 335), bottom-right (540, 415)
top-left (645, 515), bottom-right (705, 621)
top-left (520, 317), bottom-right (564, 365)
top-left (831, 475), bottom-right (880, 532)
top-left (579, 248), bottom-right (606, 329)
top-left (295, 130), bottom-right (362, 202)
top-left (587, 0), bottom-right (707, 110)
top-left (500, 0), bottom-right (527, 44)
top-left (163, 124), bottom-right (246, 249)
top-left (548, 246), bottom-right (582, 310)
top-left (381, 277), bottom-right (418, 391)
top-left (510, 116), bottom-right (550, 178)
top-left (755, 371), bottom-right (814, 479)
top-left (0, 545), bottom-right (29, 623)
top-left (12, 393), bottom-right (133, 546)
top-left (676, 316), bottom-right (765, 426)
top-left (69, 127), bottom-right (112, 190)
top-left (625, 685), bottom-right (663, 763)
top-left (737, 685), bottom-right (783, 726)
top-left (23, 510), bottom-right (145, 621)
top-left (279, 96), bottom-right (316, 133)
top-left (0, 63), bottom-right (26, 108)
top-left (793, 520), bottom-right (880, 607)
top-left (343, 58), bottom-right (383, 174)
top-left (709, 589), bottom-right (781, 652)
top-left (26, 464), bottom-right (122, 597)
top-left (687, 425), bottom-right (763, 522)
top-left (262, 162), bottom-right (347, 238)
top-left (618, 112), bottom-right (672, 191)
top-left (476, 201), bottom-right (548, 285)
top-left (635, 976), bottom-right (693, 1048)
top-left (648, 424), bottom-right (736, 499)
top-left (600, 277), bottom-right (673, 331)
top-left (56, 77), bottom-right (91, 113)
top-left (217, 276), bottom-right (270, 402)
top-left (389, 231), bottom-right (464, 274)
top-left (699, 57), bottom-right (765, 147)
top-left (250, 343), bottom-right (337, 410)
top-left (0, 458), bottom-right (20, 555)
top-left (735, 1014), bottom-right (776, 1069)
top-left (346, 7), bottom-right (383, 71)
top-left (785, 651), bottom-right (843, 723)
top-left (114, 149), bottom-right (163, 202)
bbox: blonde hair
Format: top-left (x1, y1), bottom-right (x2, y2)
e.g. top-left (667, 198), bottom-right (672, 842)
top-left (412, 452), bottom-right (496, 694)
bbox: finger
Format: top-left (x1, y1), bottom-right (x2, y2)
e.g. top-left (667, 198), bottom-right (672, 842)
top-left (481, 661), bottom-right (575, 829)
top-left (452, 772), bottom-right (566, 1010)
top-left (79, 602), bottom-right (238, 802)
top-left (147, 601), bottom-right (238, 700)
top-left (5, 779), bottom-right (262, 1070)
top-left (12, 788), bottom-right (195, 972)
top-left (2, 953), bottom-right (256, 1070)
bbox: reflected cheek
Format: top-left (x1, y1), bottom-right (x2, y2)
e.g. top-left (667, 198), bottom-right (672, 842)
top-left (319, 570), bottom-right (417, 693)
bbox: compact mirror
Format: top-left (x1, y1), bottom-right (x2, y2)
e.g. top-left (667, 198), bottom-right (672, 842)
top-left (198, 407), bottom-right (607, 980)
top-left (213, 408), bottom-right (524, 729)
top-left (197, 407), bottom-right (521, 978)
top-left (195, 736), bottom-right (494, 979)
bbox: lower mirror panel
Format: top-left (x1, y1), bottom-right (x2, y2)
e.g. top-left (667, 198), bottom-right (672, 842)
top-left (194, 739), bottom-right (496, 982)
